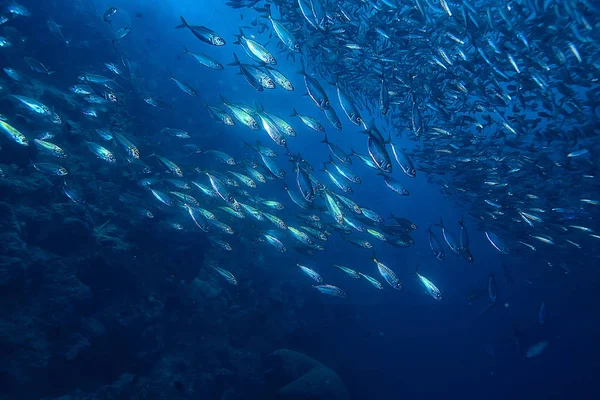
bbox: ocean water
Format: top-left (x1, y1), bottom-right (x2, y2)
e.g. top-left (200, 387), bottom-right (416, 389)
top-left (1, 0), bottom-right (599, 399)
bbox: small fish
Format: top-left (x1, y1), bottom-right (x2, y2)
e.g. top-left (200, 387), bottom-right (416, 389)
top-left (488, 273), bottom-right (498, 303)
top-left (235, 27), bottom-right (276, 64)
top-left (176, 16), bottom-right (225, 46)
top-left (427, 226), bottom-right (445, 261)
top-left (290, 108), bottom-right (324, 132)
top-left (0, 120), bottom-right (28, 146)
top-left (32, 162), bottom-right (67, 176)
top-left (526, 341), bottom-right (549, 358)
top-left (212, 266), bottom-right (238, 285)
top-left (33, 139), bottom-right (67, 158)
top-left (85, 141), bottom-right (116, 163)
top-left (359, 272), bottom-right (384, 290)
top-left (169, 70), bottom-right (197, 96)
top-left (313, 284), bottom-right (346, 298)
top-left (373, 253), bottom-right (402, 290)
top-left (114, 26), bottom-right (131, 41)
top-left (416, 266), bottom-right (442, 300)
top-left (182, 46), bottom-right (223, 69)
top-left (24, 57), bottom-right (54, 75)
top-left (485, 231), bottom-right (509, 254)
top-left (335, 265), bottom-right (360, 279)
top-left (297, 264), bottom-right (322, 283)
top-left (103, 7), bottom-right (117, 22)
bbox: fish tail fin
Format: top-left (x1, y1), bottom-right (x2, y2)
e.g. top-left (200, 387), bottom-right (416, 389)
top-left (349, 148), bottom-right (356, 156)
top-left (372, 250), bottom-right (377, 262)
top-left (389, 211), bottom-right (396, 219)
top-left (48, 71), bottom-right (56, 75)
top-left (319, 131), bottom-right (329, 144)
top-left (297, 59), bottom-right (306, 75)
top-left (260, 4), bottom-right (272, 18)
top-left (283, 183), bottom-right (288, 190)
top-left (183, 46), bottom-right (190, 54)
top-left (176, 15), bottom-right (188, 29)
top-left (228, 52), bottom-right (241, 66)
top-left (219, 94), bottom-right (229, 104)
top-left (458, 216), bottom-right (464, 226)
top-left (290, 108), bottom-right (298, 117)
top-left (233, 27), bottom-right (244, 43)
top-left (415, 264), bottom-right (419, 274)
top-left (359, 119), bottom-right (373, 134)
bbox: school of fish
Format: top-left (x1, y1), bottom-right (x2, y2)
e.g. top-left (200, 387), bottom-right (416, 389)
top-left (1, 0), bottom-right (598, 360)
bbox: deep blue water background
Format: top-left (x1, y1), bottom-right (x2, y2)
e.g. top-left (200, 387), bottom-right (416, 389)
top-left (2, 0), bottom-right (600, 399)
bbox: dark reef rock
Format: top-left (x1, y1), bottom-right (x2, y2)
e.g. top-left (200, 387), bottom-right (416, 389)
top-left (265, 349), bottom-right (350, 400)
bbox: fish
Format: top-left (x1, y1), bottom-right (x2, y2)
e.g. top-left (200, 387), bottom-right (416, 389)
top-left (262, 4), bottom-right (300, 52)
top-left (168, 70), bottom-right (197, 96)
top-left (103, 7), bottom-right (117, 22)
top-left (212, 266), bottom-right (238, 285)
top-left (182, 46), bottom-right (223, 69)
top-left (0, 120), bottom-right (29, 146)
top-left (33, 139), bottom-right (67, 158)
top-left (290, 108), bottom-right (324, 133)
top-left (297, 264), bottom-right (322, 283)
top-left (0, 36), bottom-right (11, 47)
top-left (221, 96), bottom-right (259, 130)
top-left (255, 110), bottom-right (286, 147)
top-left (313, 284), bottom-right (346, 298)
top-left (367, 133), bottom-right (392, 173)
top-left (113, 133), bottom-right (139, 159)
top-left (292, 153), bottom-right (314, 203)
top-left (427, 227), bottom-right (445, 261)
top-left (488, 274), bottom-right (498, 303)
top-left (485, 232), bottom-right (509, 254)
top-left (32, 162), bottom-right (67, 176)
top-left (234, 27), bottom-right (276, 64)
top-left (320, 132), bottom-right (351, 164)
top-left (359, 272), bottom-right (384, 290)
top-left (526, 342), bottom-right (549, 358)
top-left (389, 143), bottom-right (416, 178)
top-left (438, 219), bottom-right (460, 254)
top-left (298, 64), bottom-right (329, 110)
top-left (151, 154), bottom-right (183, 177)
top-left (457, 218), bottom-right (474, 263)
top-left (175, 16), bottom-right (225, 46)
top-left (336, 83), bottom-right (362, 126)
top-left (416, 266), bottom-right (442, 300)
top-left (373, 253), bottom-right (402, 290)
top-left (24, 57), bottom-right (54, 75)
top-left (379, 174), bottom-right (409, 196)
top-left (113, 26), bottom-right (131, 42)
top-left (229, 52), bottom-right (275, 91)
top-left (206, 104), bottom-right (235, 125)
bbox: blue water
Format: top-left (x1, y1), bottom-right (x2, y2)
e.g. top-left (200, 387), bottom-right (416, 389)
top-left (1, 0), bottom-right (600, 399)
